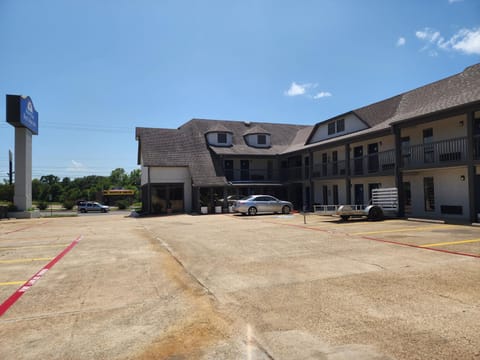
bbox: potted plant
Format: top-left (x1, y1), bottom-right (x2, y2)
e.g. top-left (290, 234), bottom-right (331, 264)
top-left (200, 193), bottom-right (209, 214)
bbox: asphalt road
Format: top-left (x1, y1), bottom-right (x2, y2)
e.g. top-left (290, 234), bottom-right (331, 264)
top-left (0, 213), bottom-right (479, 359)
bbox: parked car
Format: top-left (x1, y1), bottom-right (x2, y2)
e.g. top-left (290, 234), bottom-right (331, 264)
top-left (77, 201), bottom-right (109, 213)
top-left (218, 195), bottom-right (245, 206)
top-left (232, 195), bottom-right (293, 215)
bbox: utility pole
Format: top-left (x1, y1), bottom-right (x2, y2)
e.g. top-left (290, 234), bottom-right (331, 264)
top-left (8, 150), bottom-right (13, 185)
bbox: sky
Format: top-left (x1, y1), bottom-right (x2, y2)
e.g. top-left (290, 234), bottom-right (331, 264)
top-left (0, 0), bottom-right (479, 181)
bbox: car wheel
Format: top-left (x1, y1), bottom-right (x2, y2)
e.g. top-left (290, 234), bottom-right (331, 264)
top-left (102, 209), bottom-right (106, 213)
top-left (281, 205), bottom-right (291, 214)
top-left (248, 207), bottom-right (257, 216)
top-left (340, 215), bottom-right (350, 221)
top-left (368, 206), bottom-right (384, 221)
top-left (80, 209), bottom-right (86, 213)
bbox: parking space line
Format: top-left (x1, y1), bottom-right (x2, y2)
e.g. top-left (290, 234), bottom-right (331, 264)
top-left (0, 281), bottom-right (25, 286)
top-left (0, 257), bottom-right (54, 264)
top-left (420, 238), bottom-right (480, 248)
top-left (0, 244), bottom-right (69, 251)
top-left (268, 221), bottom-right (480, 259)
top-left (352, 225), bottom-right (453, 235)
top-left (0, 222), bottom-right (49, 235)
top-left (361, 235), bottom-right (480, 258)
top-left (0, 235), bottom-right (83, 317)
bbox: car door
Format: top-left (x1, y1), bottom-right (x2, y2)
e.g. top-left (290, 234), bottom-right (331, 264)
top-left (263, 196), bottom-right (278, 213)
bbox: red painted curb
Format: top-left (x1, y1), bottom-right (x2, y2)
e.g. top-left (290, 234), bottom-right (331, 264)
top-left (0, 235), bottom-right (83, 317)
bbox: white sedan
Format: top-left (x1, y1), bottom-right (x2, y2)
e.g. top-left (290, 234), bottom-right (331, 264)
top-left (232, 195), bottom-right (293, 216)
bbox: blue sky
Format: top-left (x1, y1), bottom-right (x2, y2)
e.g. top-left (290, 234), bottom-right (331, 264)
top-left (0, 0), bottom-right (479, 181)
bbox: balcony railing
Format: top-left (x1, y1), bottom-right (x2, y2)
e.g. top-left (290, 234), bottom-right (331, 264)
top-left (474, 134), bottom-right (480, 160)
top-left (312, 160), bottom-right (347, 178)
top-left (223, 137), bottom-right (472, 184)
top-left (401, 137), bottom-right (467, 169)
top-left (350, 149), bottom-right (396, 176)
top-left (224, 168), bottom-right (281, 182)
top-left (224, 166), bottom-right (309, 183)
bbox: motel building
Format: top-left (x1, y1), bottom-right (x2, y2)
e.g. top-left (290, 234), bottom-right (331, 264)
top-left (136, 63), bottom-right (480, 222)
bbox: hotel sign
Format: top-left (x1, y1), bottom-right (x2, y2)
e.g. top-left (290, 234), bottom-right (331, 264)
top-left (6, 95), bottom-right (39, 135)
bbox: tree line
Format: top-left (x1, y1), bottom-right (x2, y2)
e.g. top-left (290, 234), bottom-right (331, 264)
top-left (0, 168), bottom-right (141, 209)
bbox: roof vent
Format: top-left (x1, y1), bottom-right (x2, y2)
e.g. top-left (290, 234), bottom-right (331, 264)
top-left (244, 121), bottom-right (251, 127)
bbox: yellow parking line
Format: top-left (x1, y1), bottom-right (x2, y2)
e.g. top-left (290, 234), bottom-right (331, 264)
top-left (0, 244), bottom-right (69, 251)
top-left (352, 225), bottom-right (453, 235)
top-left (420, 238), bottom-right (480, 248)
top-left (0, 257), bottom-right (53, 264)
top-left (0, 281), bottom-right (25, 286)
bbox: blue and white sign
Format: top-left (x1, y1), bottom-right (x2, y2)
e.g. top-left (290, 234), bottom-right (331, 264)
top-left (6, 95), bottom-right (39, 135)
top-left (19, 96), bottom-right (38, 135)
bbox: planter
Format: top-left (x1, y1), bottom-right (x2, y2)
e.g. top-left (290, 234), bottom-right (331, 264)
top-left (215, 206), bottom-right (222, 214)
top-left (200, 206), bottom-right (208, 214)
top-left (7, 210), bottom-right (41, 219)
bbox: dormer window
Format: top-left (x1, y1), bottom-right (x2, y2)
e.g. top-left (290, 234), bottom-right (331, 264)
top-left (328, 122), bottom-right (336, 135)
top-left (337, 118), bottom-right (345, 132)
top-left (205, 128), bottom-right (233, 147)
top-left (243, 125), bottom-right (271, 148)
top-left (217, 132), bottom-right (227, 144)
top-left (328, 118), bottom-right (345, 135)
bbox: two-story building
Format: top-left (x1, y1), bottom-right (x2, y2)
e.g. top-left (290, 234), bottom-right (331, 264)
top-left (136, 63), bottom-right (480, 222)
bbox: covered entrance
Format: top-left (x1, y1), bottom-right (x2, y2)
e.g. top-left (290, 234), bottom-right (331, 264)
top-left (148, 183), bottom-right (184, 214)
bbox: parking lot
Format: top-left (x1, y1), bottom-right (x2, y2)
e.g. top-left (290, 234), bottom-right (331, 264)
top-left (0, 213), bottom-right (479, 359)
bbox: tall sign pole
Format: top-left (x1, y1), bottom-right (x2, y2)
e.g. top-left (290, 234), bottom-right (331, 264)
top-left (6, 95), bottom-right (39, 212)
top-left (8, 150), bottom-right (13, 185)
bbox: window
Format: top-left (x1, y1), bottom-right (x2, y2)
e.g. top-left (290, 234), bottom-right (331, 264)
top-left (217, 133), bottom-right (227, 144)
top-left (401, 136), bottom-right (411, 165)
top-left (423, 128), bottom-right (434, 163)
top-left (424, 177), bottom-right (435, 212)
top-left (328, 122), bottom-right (336, 135)
top-left (337, 118), bottom-right (345, 132)
top-left (328, 119), bottom-right (345, 135)
top-left (332, 151), bottom-right (338, 175)
top-left (257, 134), bottom-right (266, 145)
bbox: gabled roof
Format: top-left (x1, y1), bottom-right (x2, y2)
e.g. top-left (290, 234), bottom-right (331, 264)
top-left (136, 63), bottom-right (480, 185)
top-left (390, 63), bottom-right (480, 124)
top-left (243, 125), bottom-right (270, 135)
top-left (204, 123), bottom-right (232, 134)
top-left (136, 119), bottom-right (309, 186)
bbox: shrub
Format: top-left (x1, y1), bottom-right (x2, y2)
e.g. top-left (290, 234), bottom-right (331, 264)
top-left (63, 200), bottom-right (75, 210)
top-left (37, 201), bottom-right (48, 210)
top-left (116, 200), bottom-right (130, 210)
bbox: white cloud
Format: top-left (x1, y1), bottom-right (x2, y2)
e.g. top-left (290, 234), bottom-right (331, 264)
top-left (396, 37), bottom-right (406, 47)
top-left (313, 91), bottom-right (332, 99)
top-left (67, 160), bottom-right (88, 172)
top-left (451, 28), bottom-right (480, 55)
top-left (285, 82), bottom-right (331, 100)
top-left (415, 28), bottom-right (442, 43)
top-left (284, 82), bottom-right (313, 96)
top-left (448, 0), bottom-right (463, 3)
top-left (415, 27), bottom-right (480, 55)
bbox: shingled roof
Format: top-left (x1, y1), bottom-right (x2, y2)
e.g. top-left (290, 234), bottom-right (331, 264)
top-left (136, 63), bottom-right (480, 185)
top-left (136, 119), bottom-right (309, 186)
top-left (390, 63), bottom-right (480, 124)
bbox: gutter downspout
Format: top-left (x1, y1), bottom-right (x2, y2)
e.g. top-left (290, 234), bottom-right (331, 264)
top-left (147, 166), bottom-right (152, 214)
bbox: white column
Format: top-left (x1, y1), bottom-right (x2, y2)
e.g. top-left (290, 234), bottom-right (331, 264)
top-left (13, 127), bottom-right (33, 211)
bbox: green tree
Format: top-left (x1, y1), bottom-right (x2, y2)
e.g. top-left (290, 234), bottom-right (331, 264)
top-left (110, 168), bottom-right (127, 188)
